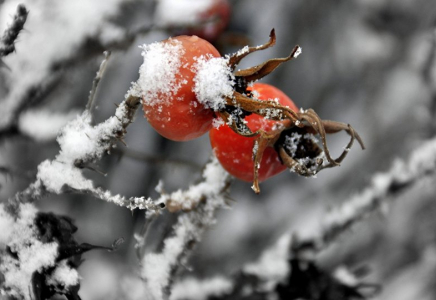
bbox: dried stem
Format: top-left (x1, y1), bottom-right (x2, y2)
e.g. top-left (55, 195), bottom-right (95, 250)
top-left (0, 4), bottom-right (28, 57)
top-left (86, 51), bottom-right (112, 113)
top-left (114, 147), bottom-right (202, 170)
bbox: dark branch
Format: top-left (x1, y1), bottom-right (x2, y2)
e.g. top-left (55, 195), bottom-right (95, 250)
top-left (0, 4), bottom-right (29, 57)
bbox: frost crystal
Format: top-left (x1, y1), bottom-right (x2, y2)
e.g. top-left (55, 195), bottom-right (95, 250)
top-left (284, 132), bottom-right (303, 157)
top-left (133, 40), bottom-right (184, 106)
top-left (293, 46), bottom-right (302, 58)
top-left (212, 117), bottom-right (225, 128)
top-left (193, 56), bottom-right (234, 111)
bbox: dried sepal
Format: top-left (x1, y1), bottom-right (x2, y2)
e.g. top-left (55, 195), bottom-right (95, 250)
top-left (217, 30), bottom-right (364, 192)
top-left (235, 45), bottom-right (301, 82)
top-left (228, 92), bottom-right (299, 120)
top-left (227, 28), bottom-right (276, 71)
top-left (251, 129), bottom-right (283, 193)
top-left (278, 146), bottom-right (322, 176)
top-left (217, 110), bottom-right (256, 137)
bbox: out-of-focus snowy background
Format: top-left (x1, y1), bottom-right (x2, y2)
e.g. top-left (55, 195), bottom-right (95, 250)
top-left (1, 0), bottom-right (436, 299)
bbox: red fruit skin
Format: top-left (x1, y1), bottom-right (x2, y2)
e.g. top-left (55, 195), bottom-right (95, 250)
top-left (210, 83), bottom-right (298, 182)
top-left (191, 0), bottom-right (231, 42)
top-left (143, 35), bottom-right (221, 141)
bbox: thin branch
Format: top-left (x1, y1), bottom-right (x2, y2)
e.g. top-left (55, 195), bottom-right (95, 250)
top-left (301, 136), bottom-right (436, 250)
top-left (5, 50), bottom-right (150, 216)
top-left (114, 147), bottom-right (202, 170)
top-left (86, 51), bottom-right (111, 113)
top-left (0, 4), bottom-right (28, 57)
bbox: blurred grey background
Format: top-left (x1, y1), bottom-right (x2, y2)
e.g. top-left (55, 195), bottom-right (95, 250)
top-left (1, 0), bottom-right (436, 299)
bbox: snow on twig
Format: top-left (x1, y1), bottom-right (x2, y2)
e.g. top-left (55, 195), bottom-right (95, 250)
top-left (314, 137), bottom-right (436, 247)
top-left (179, 136), bottom-right (436, 300)
top-left (7, 94), bottom-right (161, 214)
top-left (140, 158), bottom-right (231, 300)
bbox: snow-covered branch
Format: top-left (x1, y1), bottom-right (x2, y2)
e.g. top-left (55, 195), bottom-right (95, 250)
top-left (139, 158), bottom-right (231, 300)
top-left (7, 93), bottom-right (159, 215)
top-left (311, 137), bottom-right (436, 249)
top-left (168, 135), bottom-right (436, 300)
top-left (0, 0), bottom-right (127, 138)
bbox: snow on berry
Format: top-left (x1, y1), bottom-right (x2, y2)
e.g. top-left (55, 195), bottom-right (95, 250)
top-left (193, 55), bottom-right (234, 111)
top-left (132, 39), bottom-right (185, 107)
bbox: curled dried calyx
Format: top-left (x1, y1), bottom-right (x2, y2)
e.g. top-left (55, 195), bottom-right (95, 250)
top-left (217, 29), bottom-right (365, 193)
top-left (249, 108), bottom-right (365, 194)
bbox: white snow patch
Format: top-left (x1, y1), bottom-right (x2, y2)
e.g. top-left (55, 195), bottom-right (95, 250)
top-left (132, 39), bottom-right (185, 106)
top-left (212, 117), bottom-right (225, 128)
top-left (171, 276), bottom-right (233, 300)
top-left (0, 203), bottom-right (58, 300)
top-left (35, 104), bottom-right (127, 194)
top-left (244, 234), bottom-right (291, 281)
top-left (46, 260), bottom-right (80, 288)
top-left (18, 109), bottom-right (81, 142)
top-left (159, 156), bottom-right (229, 210)
top-left (193, 56), bottom-right (234, 111)
top-left (333, 266), bottom-right (359, 287)
top-left (141, 158), bottom-right (229, 299)
top-left (293, 46), bottom-right (302, 58)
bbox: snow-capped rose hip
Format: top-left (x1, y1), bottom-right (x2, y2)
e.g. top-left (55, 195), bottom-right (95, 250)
top-left (210, 83), bottom-right (298, 183)
top-left (132, 30), bottom-right (364, 192)
top-left (140, 35), bottom-right (222, 141)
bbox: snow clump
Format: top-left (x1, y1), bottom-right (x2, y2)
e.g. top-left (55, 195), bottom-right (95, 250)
top-left (131, 40), bottom-right (185, 106)
top-left (0, 204), bottom-right (58, 300)
top-left (193, 55), bottom-right (234, 111)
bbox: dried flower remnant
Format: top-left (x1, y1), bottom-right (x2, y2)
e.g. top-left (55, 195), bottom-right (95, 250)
top-left (213, 29), bottom-right (365, 193)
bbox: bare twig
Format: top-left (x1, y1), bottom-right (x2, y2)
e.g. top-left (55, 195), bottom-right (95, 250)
top-left (114, 147), bottom-right (202, 170)
top-left (86, 51), bottom-right (111, 113)
top-left (0, 4), bottom-right (28, 58)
